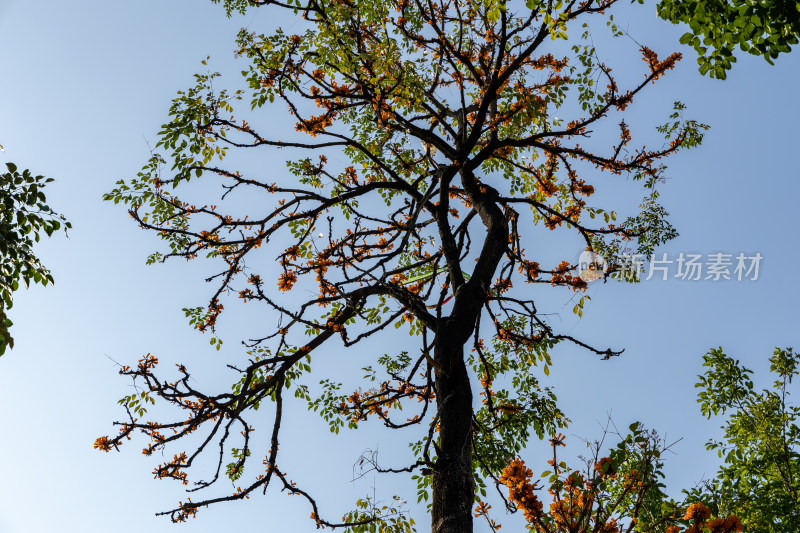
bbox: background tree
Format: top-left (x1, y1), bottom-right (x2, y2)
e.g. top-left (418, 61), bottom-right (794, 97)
top-left (686, 346), bottom-right (800, 532)
top-left (97, 0), bottom-right (706, 531)
top-left (495, 424), bottom-right (743, 533)
top-left (0, 161), bottom-right (71, 355)
top-left (656, 0), bottom-right (800, 78)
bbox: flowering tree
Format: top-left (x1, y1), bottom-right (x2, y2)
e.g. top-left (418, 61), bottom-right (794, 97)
top-left (495, 424), bottom-right (743, 533)
top-left (97, 0), bottom-right (707, 531)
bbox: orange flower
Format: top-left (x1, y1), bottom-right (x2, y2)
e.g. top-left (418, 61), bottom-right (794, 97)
top-left (500, 459), bottom-right (543, 523)
top-left (683, 502), bottom-right (711, 521)
top-left (594, 457), bottom-right (615, 477)
top-left (599, 518), bottom-right (619, 533)
top-left (706, 515), bottom-right (743, 533)
top-left (278, 271), bottom-right (297, 291)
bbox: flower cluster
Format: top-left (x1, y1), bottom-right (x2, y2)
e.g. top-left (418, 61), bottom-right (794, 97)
top-left (495, 434), bottom-right (743, 533)
top-left (678, 503), bottom-right (742, 533)
top-left (500, 459), bottom-right (544, 523)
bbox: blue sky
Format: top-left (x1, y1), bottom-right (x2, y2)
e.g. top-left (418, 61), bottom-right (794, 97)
top-left (0, 1), bottom-right (798, 532)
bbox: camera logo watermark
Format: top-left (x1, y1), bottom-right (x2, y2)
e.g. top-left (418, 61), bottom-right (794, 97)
top-left (578, 251), bottom-right (607, 282)
top-left (577, 252), bottom-right (763, 282)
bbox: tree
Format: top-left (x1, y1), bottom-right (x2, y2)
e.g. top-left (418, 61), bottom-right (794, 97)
top-left (97, 0), bottom-right (707, 531)
top-left (0, 161), bottom-right (71, 355)
top-left (494, 424), bottom-right (744, 533)
top-left (687, 346), bottom-right (800, 532)
top-left (656, 0), bottom-right (800, 79)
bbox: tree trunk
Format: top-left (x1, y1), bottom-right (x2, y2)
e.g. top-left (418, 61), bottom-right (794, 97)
top-left (430, 169), bottom-right (507, 532)
top-left (431, 322), bottom-right (475, 533)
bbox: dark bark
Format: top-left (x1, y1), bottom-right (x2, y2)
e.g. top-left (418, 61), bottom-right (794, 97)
top-left (431, 320), bottom-right (475, 533)
top-left (430, 165), bottom-right (509, 533)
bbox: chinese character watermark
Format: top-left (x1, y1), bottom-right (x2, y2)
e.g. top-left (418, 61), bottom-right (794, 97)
top-left (577, 251), bottom-right (763, 282)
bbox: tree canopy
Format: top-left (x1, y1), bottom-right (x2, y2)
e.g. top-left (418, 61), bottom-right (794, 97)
top-left (657, 0), bottom-right (800, 78)
top-left (0, 161), bottom-right (70, 355)
top-left (689, 346), bottom-right (800, 532)
top-left (97, 0), bottom-right (713, 531)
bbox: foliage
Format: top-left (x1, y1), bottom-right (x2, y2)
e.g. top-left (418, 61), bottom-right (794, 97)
top-left (0, 162), bottom-right (70, 355)
top-left (689, 346), bottom-right (800, 532)
top-left (656, 0), bottom-right (800, 79)
top-left (493, 424), bottom-right (743, 533)
top-left (98, 0), bottom-right (707, 529)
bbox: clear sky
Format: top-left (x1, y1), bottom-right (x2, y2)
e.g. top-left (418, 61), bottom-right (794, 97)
top-left (0, 1), bottom-right (798, 532)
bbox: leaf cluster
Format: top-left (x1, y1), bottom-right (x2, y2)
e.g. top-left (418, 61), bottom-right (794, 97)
top-left (657, 0), bottom-right (800, 79)
top-left (0, 162), bottom-right (70, 354)
top-left (693, 346), bottom-right (800, 532)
